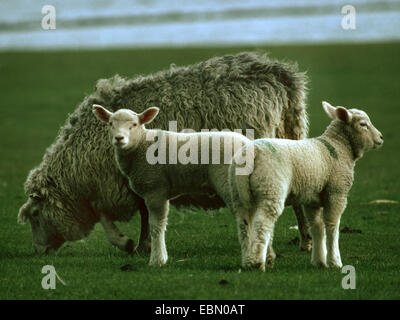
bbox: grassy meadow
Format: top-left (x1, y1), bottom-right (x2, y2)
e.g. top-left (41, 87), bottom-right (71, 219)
top-left (0, 42), bottom-right (399, 299)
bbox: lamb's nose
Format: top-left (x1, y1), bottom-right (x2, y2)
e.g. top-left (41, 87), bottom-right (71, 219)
top-left (115, 136), bottom-right (124, 142)
top-left (380, 134), bottom-right (383, 140)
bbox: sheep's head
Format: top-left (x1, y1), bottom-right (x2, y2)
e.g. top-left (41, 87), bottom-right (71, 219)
top-left (322, 101), bottom-right (383, 158)
top-left (18, 192), bottom-right (66, 254)
top-left (18, 168), bottom-right (96, 255)
top-left (93, 105), bottom-right (159, 150)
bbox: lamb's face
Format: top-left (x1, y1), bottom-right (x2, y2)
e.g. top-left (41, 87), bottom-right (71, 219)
top-left (322, 101), bottom-right (383, 158)
top-left (348, 108), bottom-right (383, 152)
top-left (109, 109), bottom-right (141, 150)
top-left (93, 104), bottom-right (160, 150)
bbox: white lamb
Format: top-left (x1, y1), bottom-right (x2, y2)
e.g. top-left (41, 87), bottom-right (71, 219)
top-left (92, 104), bottom-right (255, 266)
top-left (229, 101), bottom-right (383, 271)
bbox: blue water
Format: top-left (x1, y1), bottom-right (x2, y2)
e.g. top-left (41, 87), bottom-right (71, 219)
top-left (0, 0), bottom-right (399, 49)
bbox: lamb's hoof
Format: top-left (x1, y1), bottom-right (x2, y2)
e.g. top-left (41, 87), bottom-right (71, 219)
top-left (243, 262), bottom-right (266, 272)
top-left (266, 259), bottom-right (274, 268)
top-left (300, 238), bottom-right (312, 252)
top-left (124, 239), bottom-right (134, 254)
top-left (312, 260), bottom-right (328, 268)
top-left (266, 254), bottom-right (276, 268)
top-left (328, 261), bottom-right (343, 268)
top-left (149, 258), bottom-right (168, 267)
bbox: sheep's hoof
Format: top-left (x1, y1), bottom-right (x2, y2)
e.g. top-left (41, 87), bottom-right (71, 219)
top-left (134, 243), bottom-right (151, 255)
top-left (124, 239), bottom-right (134, 254)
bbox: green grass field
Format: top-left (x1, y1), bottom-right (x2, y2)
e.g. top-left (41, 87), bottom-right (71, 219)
top-left (0, 43), bottom-right (399, 300)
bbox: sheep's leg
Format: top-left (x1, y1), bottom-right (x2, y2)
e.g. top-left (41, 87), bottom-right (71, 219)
top-left (99, 213), bottom-right (134, 254)
top-left (323, 196), bottom-right (346, 268)
top-left (135, 199), bottom-right (151, 254)
top-left (244, 204), bottom-right (280, 272)
top-left (146, 198), bottom-right (169, 266)
top-left (304, 206), bottom-right (327, 268)
top-left (292, 204), bottom-right (312, 251)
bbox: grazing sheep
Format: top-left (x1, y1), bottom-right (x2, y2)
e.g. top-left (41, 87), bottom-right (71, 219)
top-left (17, 52), bottom-right (310, 255)
top-left (93, 104), bottom-right (254, 266)
top-left (229, 101), bottom-right (383, 271)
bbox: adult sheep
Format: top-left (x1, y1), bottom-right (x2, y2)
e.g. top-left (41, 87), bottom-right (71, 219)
top-left (17, 52), bottom-right (310, 255)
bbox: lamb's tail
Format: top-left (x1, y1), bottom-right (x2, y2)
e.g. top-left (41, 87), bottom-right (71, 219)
top-left (233, 173), bottom-right (252, 209)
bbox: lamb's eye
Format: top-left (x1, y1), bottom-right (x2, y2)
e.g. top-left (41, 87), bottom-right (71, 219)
top-left (130, 123), bottom-right (137, 129)
top-left (360, 122), bottom-right (368, 128)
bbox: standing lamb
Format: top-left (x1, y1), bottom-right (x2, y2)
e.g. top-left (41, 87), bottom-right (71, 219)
top-left (93, 104), bottom-right (254, 266)
top-left (17, 52), bottom-right (310, 255)
top-left (229, 101), bottom-right (383, 271)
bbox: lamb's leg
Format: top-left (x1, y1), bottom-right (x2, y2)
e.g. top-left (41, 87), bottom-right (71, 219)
top-left (235, 207), bottom-right (275, 268)
top-left (266, 229), bottom-right (276, 267)
top-left (304, 206), bottom-right (327, 268)
top-left (135, 199), bottom-right (151, 254)
top-left (146, 198), bottom-right (169, 266)
top-left (292, 204), bottom-right (312, 251)
top-left (244, 204), bottom-right (280, 272)
top-left (99, 213), bottom-right (134, 254)
top-left (236, 211), bottom-right (251, 268)
top-left (323, 196), bottom-right (346, 268)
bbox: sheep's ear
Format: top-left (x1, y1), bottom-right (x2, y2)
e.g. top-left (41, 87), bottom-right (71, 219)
top-left (29, 192), bottom-right (42, 201)
top-left (92, 104), bottom-right (113, 122)
top-left (17, 200), bottom-right (32, 224)
top-left (139, 107), bottom-right (159, 125)
top-left (322, 101), bottom-right (337, 120)
top-left (336, 107), bottom-right (352, 123)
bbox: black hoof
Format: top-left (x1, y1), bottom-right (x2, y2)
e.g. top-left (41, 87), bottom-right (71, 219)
top-left (124, 239), bottom-right (134, 254)
top-left (120, 264), bottom-right (136, 271)
top-left (134, 244), bottom-right (151, 255)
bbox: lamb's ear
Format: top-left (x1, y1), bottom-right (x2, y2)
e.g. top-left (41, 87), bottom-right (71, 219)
top-left (139, 107), bottom-right (159, 125)
top-left (336, 107), bottom-right (352, 123)
top-left (322, 101), bottom-right (337, 120)
top-left (92, 104), bottom-right (113, 122)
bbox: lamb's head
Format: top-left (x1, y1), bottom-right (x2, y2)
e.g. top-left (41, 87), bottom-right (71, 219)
top-left (322, 101), bottom-right (383, 158)
top-left (93, 105), bottom-right (159, 150)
